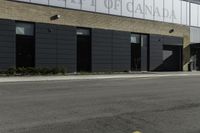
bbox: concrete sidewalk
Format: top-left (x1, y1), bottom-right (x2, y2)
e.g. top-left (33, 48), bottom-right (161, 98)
top-left (0, 72), bottom-right (200, 83)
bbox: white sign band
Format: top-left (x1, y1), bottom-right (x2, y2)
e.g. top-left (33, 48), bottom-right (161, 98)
top-left (14, 0), bottom-right (200, 27)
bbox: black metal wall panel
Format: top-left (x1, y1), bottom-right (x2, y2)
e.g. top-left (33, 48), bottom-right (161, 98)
top-left (92, 29), bottom-right (131, 72)
top-left (92, 29), bottom-right (113, 72)
top-left (35, 23), bottom-right (76, 72)
top-left (149, 34), bottom-right (163, 71)
top-left (163, 36), bottom-right (183, 46)
top-left (56, 25), bottom-right (76, 72)
top-left (141, 35), bottom-right (148, 71)
top-left (0, 19), bottom-right (15, 70)
top-left (112, 31), bottom-right (131, 72)
top-left (35, 23), bottom-right (57, 69)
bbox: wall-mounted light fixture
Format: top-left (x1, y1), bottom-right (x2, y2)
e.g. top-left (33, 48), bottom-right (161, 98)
top-left (50, 14), bottom-right (61, 20)
top-left (169, 29), bottom-right (174, 33)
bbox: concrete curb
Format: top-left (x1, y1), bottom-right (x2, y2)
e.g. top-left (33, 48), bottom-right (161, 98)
top-left (0, 72), bottom-right (200, 83)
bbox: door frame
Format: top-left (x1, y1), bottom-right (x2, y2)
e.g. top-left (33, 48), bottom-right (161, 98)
top-left (190, 44), bottom-right (200, 71)
top-left (15, 21), bottom-right (35, 68)
top-left (130, 32), bottom-right (149, 71)
top-left (76, 27), bottom-right (92, 72)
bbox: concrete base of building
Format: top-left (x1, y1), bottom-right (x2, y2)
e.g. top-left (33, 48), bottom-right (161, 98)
top-left (0, 72), bottom-right (200, 83)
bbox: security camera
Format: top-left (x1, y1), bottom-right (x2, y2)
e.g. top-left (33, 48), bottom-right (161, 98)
top-left (169, 29), bottom-right (174, 33)
top-left (56, 14), bottom-right (61, 19)
top-left (50, 14), bottom-right (61, 20)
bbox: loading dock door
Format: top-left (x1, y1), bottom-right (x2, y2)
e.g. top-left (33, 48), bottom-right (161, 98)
top-left (149, 35), bottom-right (183, 71)
top-left (190, 45), bottom-right (200, 71)
top-left (162, 45), bottom-right (182, 71)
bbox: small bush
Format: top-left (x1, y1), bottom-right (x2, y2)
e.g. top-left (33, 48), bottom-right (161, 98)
top-left (60, 68), bottom-right (66, 75)
top-left (6, 68), bottom-right (16, 75)
top-left (26, 67), bottom-right (40, 75)
top-left (39, 68), bottom-right (51, 75)
top-left (52, 68), bottom-right (60, 75)
top-left (1, 67), bottom-right (67, 76)
top-left (16, 67), bottom-right (26, 75)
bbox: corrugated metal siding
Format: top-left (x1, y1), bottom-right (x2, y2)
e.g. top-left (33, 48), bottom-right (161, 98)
top-left (92, 29), bottom-right (113, 72)
top-left (0, 19), bottom-right (15, 70)
top-left (149, 35), bottom-right (163, 71)
top-left (141, 35), bottom-right (148, 71)
top-left (35, 23), bottom-right (76, 72)
top-left (92, 29), bottom-right (131, 72)
top-left (112, 31), bottom-right (131, 72)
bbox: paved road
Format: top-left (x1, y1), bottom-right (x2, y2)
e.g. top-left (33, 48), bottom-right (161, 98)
top-left (1, 75), bottom-right (200, 133)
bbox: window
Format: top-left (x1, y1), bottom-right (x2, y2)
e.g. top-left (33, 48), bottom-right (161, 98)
top-left (134, 0), bottom-right (144, 19)
top-left (164, 0), bottom-right (173, 23)
top-left (76, 28), bottom-right (90, 36)
top-left (145, 0), bottom-right (154, 20)
top-left (96, 0), bottom-right (109, 13)
top-left (154, 0), bottom-right (164, 21)
top-left (131, 34), bottom-right (141, 44)
top-left (181, 1), bottom-right (188, 25)
top-left (31, 0), bottom-right (48, 5)
top-left (49, 0), bottom-right (66, 7)
top-left (82, 0), bottom-right (96, 12)
top-left (191, 3), bottom-right (199, 26)
top-left (109, 0), bottom-right (122, 16)
top-left (173, 0), bottom-right (181, 24)
top-left (66, 0), bottom-right (81, 9)
top-left (16, 22), bottom-right (34, 36)
top-left (122, 0), bottom-right (133, 17)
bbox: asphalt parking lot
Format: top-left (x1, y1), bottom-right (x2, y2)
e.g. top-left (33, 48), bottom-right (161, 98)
top-left (1, 75), bottom-right (200, 133)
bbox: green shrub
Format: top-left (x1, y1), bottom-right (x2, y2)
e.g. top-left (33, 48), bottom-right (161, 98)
top-left (6, 68), bottom-right (16, 75)
top-left (26, 67), bottom-right (40, 75)
top-left (52, 68), bottom-right (60, 75)
top-left (1, 67), bottom-right (67, 76)
top-left (60, 68), bottom-right (66, 75)
top-left (16, 67), bottom-right (26, 75)
top-left (38, 68), bottom-right (49, 75)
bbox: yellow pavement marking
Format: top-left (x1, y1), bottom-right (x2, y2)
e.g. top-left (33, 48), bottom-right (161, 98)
top-left (133, 131), bottom-right (142, 133)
